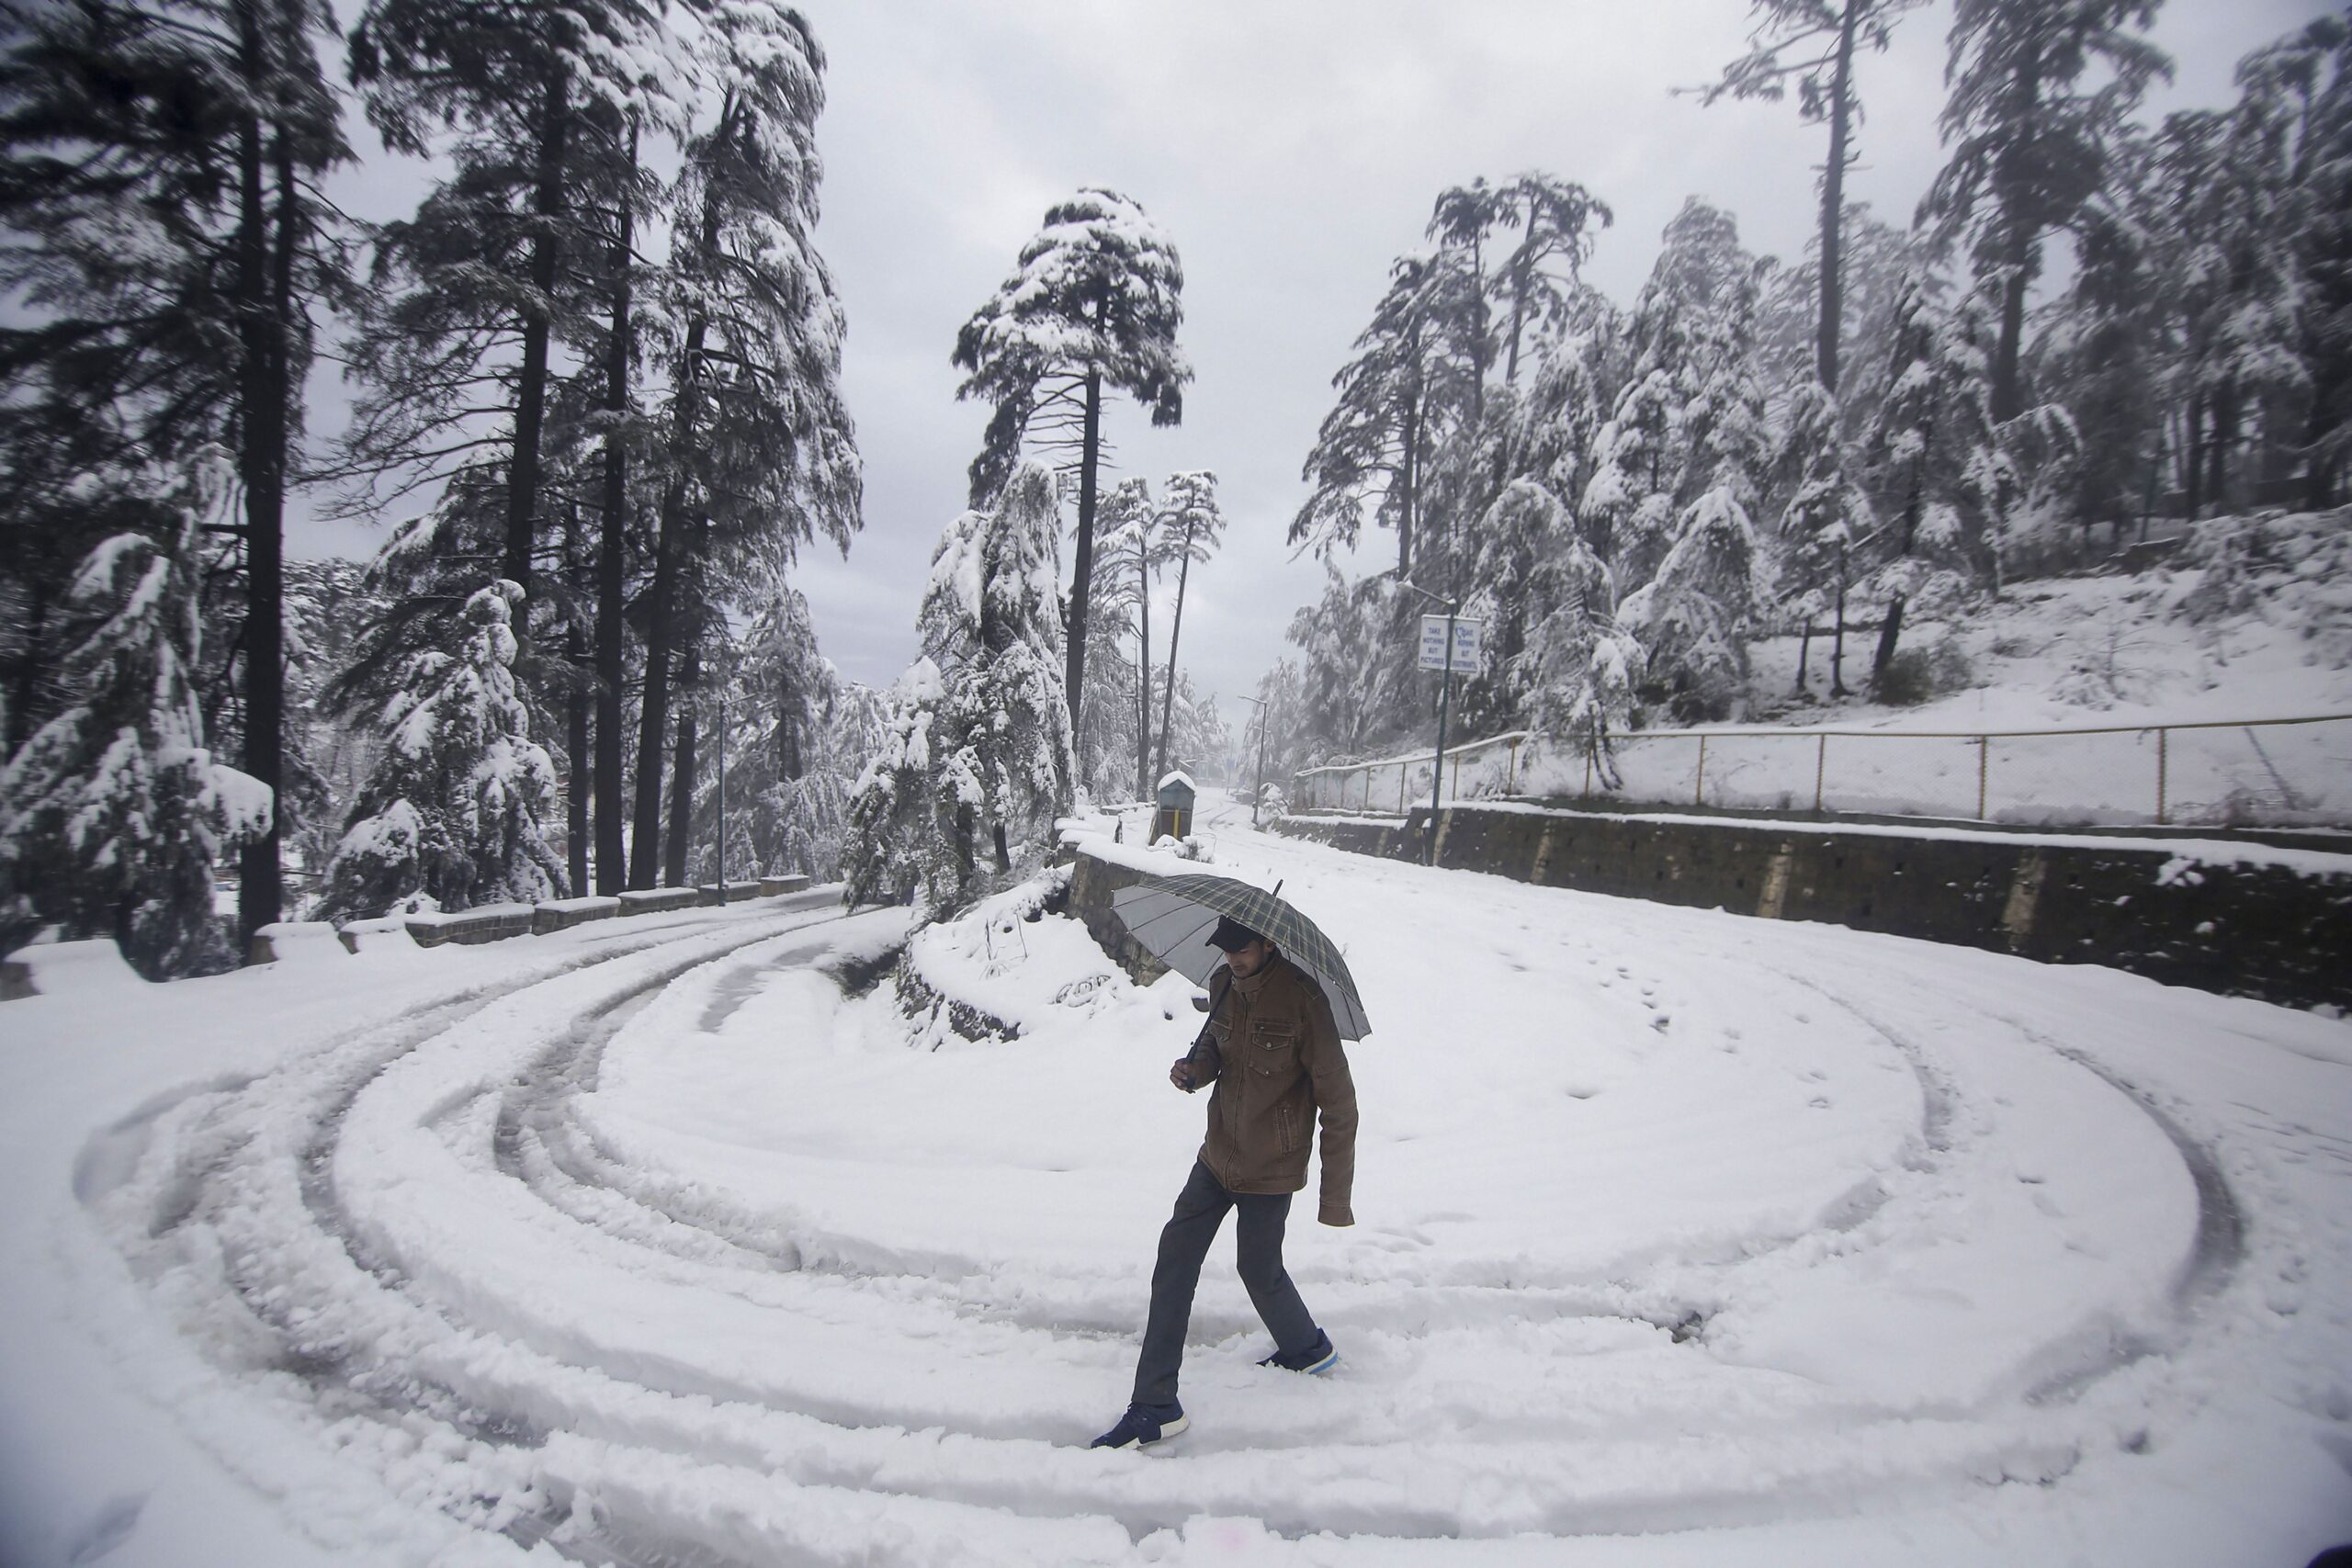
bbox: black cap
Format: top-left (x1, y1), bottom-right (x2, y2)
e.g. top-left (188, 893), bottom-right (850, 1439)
top-left (1205, 915), bottom-right (1265, 953)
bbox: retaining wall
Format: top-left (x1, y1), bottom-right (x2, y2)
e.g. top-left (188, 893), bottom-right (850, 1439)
top-left (1274, 806), bottom-right (2352, 1011)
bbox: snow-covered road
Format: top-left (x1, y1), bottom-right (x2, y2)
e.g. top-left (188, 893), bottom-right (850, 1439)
top-left (3, 807), bottom-right (2349, 1566)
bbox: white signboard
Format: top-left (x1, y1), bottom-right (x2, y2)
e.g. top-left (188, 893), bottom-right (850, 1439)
top-left (1417, 615), bottom-right (1484, 672)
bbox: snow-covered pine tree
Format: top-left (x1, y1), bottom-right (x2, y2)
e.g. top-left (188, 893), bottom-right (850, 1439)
top-left (2152, 51), bottom-right (2317, 518)
top-left (1863, 276), bottom-right (2017, 594)
top-left (1699, 0), bottom-right (1927, 393)
top-left (1491, 175), bottom-right (1614, 387)
top-left (0, 457), bottom-right (270, 977)
top-left (1155, 671), bottom-right (1233, 785)
top-left (842, 658), bottom-right (948, 908)
top-left (630, 5), bottom-right (860, 889)
top-left (682, 582), bottom-right (857, 885)
top-left (952, 190), bottom-right (1189, 727)
top-left (1510, 483), bottom-right (1643, 787)
top-left (1292, 252), bottom-right (1481, 576)
top-left (2278, 14), bottom-right (2352, 507)
top-left (844, 464), bottom-right (1074, 916)
top-left (1586, 200), bottom-right (1770, 602)
top-left (1580, 369), bottom-right (1682, 593)
top-left (320, 581), bottom-right (564, 920)
top-left (0, 0), bottom-right (352, 942)
top-left (1770, 378), bottom-right (1875, 694)
top-left (345, 0), bottom-right (699, 598)
top-left (1151, 470), bottom-right (1226, 784)
top-left (1918, 0), bottom-right (2172, 423)
top-left (1618, 486), bottom-right (1759, 723)
top-left (1077, 511), bottom-right (1141, 804)
top-left (1284, 567), bottom-right (1400, 763)
top-left (1753, 207), bottom-right (1925, 431)
top-left (1091, 478), bottom-right (1159, 799)
top-left (1515, 310), bottom-right (1626, 513)
top-left (1462, 478), bottom-right (1571, 728)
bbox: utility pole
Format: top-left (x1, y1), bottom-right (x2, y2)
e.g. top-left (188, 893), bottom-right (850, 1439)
top-left (1237, 694), bottom-right (1269, 828)
top-left (1396, 580), bottom-right (1464, 867)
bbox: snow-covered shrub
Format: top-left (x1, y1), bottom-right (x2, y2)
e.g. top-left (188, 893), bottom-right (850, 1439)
top-left (319, 581), bottom-right (563, 921)
top-left (1876, 640), bottom-right (1976, 707)
top-left (0, 456), bottom-right (270, 976)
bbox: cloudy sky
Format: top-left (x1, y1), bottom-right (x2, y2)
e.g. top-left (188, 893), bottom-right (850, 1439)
top-left (298, 0), bottom-right (2328, 734)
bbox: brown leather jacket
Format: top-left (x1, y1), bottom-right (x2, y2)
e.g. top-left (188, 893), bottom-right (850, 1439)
top-left (1182, 954), bottom-right (1357, 1225)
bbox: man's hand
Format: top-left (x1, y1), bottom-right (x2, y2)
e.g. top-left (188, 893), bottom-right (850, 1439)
top-left (1169, 1056), bottom-right (1198, 1092)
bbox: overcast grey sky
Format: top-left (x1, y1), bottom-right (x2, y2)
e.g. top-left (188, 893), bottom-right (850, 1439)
top-left (296, 0), bottom-right (2329, 732)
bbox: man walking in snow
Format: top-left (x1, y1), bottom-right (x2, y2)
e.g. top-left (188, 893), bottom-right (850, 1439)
top-left (1091, 915), bottom-right (1358, 1450)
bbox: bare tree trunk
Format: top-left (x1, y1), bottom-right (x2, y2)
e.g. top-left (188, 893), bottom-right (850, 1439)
top-left (2184, 394), bottom-right (2206, 520)
top-left (628, 506), bottom-right (681, 887)
top-left (1829, 558), bottom-right (1850, 697)
top-left (1154, 537), bottom-right (1195, 784)
top-left (1817, 0), bottom-right (1860, 393)
top-left (6, 580), bottom-right (47, 756)
top-left (235, 10), bottom-right (288, 945)
top-left (1135, 536), bottom-right (1152, 800)
top-left (2211, 380), bottom-right (2238, 510)
top-left (564, 506), bottom-right (589, 898)
top-left (1870, 592), bottom-right (1906, 686)
top-left (502, 59), bottom-right (569, 596)
top-left (664, 641), bottom-right (698, 889)
top-left (1065, 366), bottom-right (1103, 727)
top-left (593, 137), bottom-right (637, 893)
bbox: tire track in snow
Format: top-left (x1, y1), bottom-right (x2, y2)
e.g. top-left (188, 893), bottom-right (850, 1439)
top-left (81, 880), bottom-right (2240, 1563)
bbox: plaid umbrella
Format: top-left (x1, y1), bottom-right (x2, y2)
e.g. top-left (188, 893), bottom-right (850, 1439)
top-left (1109, 873), bottom-right (1372, 1040)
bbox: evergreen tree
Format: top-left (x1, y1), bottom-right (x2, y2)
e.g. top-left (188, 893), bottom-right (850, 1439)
top-left (844, 464), bottom-right (1072, 916)
top-left (1292, 252), bottom-right (1481, 576)
top-left (1587, 200), bottom-right (1770, 600)
top-left (1771, 378), bottom-right (1874, 694)
top-left (1919, 0), bottom-right (2172, 422)
top-left (2273, 13), bottom-right (2352, 506)
top-left (1151, 469), bottom-right (1226, 784)
top-left (1093, 477), bottom-right (1159, 798)
top-left (1700, 0), bottom-right (1928, 391)
top-left (1077, 507), bottom-right (1141, 803)
top-left (1516, 503), bottom-right (1642, 788)
top-left (1619, 486), bottom-right (1759, 723)
top-left (1491, 175), bottom-right (1613, 386)
top-left (0, 456), bottom-right (269, 976)
top-left (1284, 567), bottom-right (1400, 763)
top-left (629, 6), bottom-right (859, 888)
top-left (345, 0), bottom-right (693, 596)
top-left (1863, 276), bottom-right (2018, 593)
top-left (952, 189), bottom-right (1189, 728)
top-left (320, 581), bottom-right (563, 920)
top-left (0, 0), bottom-right (352, 944)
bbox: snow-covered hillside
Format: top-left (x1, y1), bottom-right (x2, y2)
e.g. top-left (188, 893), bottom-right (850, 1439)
top-left (1746, 511), bottom-right (2352, 733)
top-left (2, 795), bottom-right (2347, 1565)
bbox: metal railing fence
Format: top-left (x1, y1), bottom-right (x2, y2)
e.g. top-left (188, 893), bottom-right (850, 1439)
top-left (1291, 714), bottom-right (2352, 829)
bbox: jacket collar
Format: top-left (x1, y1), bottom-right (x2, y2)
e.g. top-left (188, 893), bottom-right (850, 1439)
top-left (1232, 953), bottom-right (1283, 997)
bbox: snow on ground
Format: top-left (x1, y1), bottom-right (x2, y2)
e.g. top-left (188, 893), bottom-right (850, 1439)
top-left (3, 797), bottom-right (2350, 1565)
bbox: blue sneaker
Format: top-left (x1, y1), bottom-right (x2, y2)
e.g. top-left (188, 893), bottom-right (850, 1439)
top-left (1258, 1329), bottom-right (1338, 1375)
top-left (1089, 1403), bottom-right (1189, 1450)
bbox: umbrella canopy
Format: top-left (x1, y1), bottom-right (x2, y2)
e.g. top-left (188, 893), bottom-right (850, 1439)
top-left (1109, 873), bottom-right (1372, 1040)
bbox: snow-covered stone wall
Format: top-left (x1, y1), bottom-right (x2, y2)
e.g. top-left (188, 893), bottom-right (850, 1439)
top-left (1274, 805), bottom-right (2352, 1012)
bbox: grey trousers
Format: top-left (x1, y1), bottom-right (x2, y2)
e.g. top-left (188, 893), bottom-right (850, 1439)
top-left (1132, 1159), bottom-right (1319, 1412)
